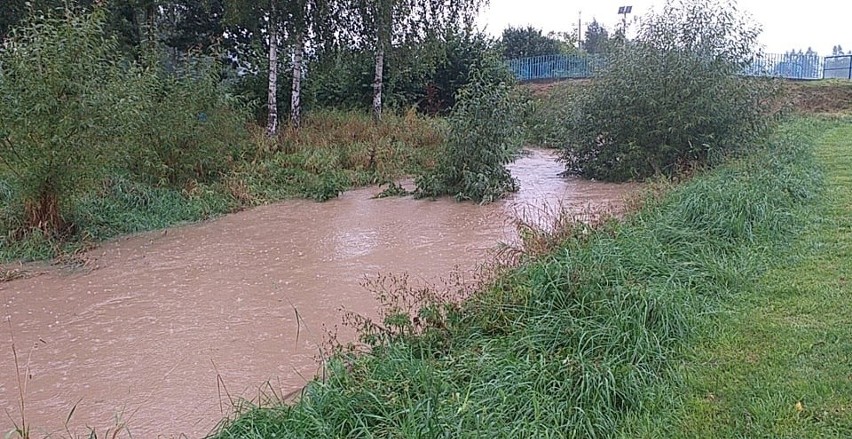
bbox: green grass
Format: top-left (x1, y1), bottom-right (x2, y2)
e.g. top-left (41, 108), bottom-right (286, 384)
top-left (619, 116), bottom-right (852, 438)
top-left (211, 118), bottom-right (830, 438)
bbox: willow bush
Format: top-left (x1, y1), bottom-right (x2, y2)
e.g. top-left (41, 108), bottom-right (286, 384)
top-left (563, 0), bottom-right (782, 181)
top-left (0, 9), bottom-right (130, 237)
top-left (415, 63), bottom-right (525, 203)
top-left (123, 51), bottom-right (252, 187)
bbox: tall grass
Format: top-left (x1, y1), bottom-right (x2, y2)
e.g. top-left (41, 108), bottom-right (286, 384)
top-left (240, 110), bottom-right (446, 202)
top-left (0, 110), bottom-right (445, 263)
top-left (211, 119), bottom-right (822, 439)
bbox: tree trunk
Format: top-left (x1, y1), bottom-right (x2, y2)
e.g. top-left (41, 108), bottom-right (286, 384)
top-left (290, 32), bottom-right (304, 128)
top-left (372, 48), bottom-right (384, 122)
top-left (266, 3), bottom-right (279, 137)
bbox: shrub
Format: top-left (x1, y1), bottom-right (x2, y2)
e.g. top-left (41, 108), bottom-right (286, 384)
top-left (415, 62), bottom-right (525, 203)
top-left (563, 0), bottom-right (781, 181)
top-left (123, 51), bottom-right (252, 187)
top-left (0, 9), bottom-right (130, 237)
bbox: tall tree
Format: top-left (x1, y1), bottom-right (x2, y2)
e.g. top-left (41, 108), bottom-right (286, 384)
top-left (226, 0), bottom-right (341, 134)
top-left (583, 19), bottom-right (611, 54)
top-left (347, 0), bottom-right (486, 122)
top-left (285, 0), bottom-right (340, 127)
top-left (500, 25), bottom-right (569, 59)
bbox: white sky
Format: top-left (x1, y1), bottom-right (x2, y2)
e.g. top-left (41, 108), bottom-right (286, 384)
top-left (478, 0), bottom-right (852, 56)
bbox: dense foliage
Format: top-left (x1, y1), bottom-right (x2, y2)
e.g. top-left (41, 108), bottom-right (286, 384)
top-left (0, 10), bottom-right (252, 241)
top-left (500, 25), bottom-right (576, 59)
top-left (414, 62), bottom-right (524, 203)
top-left (124, 52), bottom-right (251, 187)
top-left (563, 0), bottom-right (781, 181)
top-left (0, 11), bottom-right (130, 236)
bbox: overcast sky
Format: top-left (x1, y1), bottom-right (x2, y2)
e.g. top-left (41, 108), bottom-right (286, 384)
top-left (478, 0), bottom-right (851, 56)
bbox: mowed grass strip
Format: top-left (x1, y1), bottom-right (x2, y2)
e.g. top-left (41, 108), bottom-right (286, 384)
top-left (621, 117), bottom-right (852, 438)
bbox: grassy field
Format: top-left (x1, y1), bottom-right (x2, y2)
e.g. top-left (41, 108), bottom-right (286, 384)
top-left (211, 117), bottom-right (840, 438)
top-left (619, 116), bottom-right (852, 438)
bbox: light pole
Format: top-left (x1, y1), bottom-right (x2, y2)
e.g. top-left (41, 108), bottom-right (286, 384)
top-left (617, 5), bottom-right (633, 35)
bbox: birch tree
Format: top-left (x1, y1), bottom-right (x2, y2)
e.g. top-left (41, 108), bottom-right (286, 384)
top-left (226, 0), bottom-right (341, 134)
top-left (347, 0), bottom-right (486, 121)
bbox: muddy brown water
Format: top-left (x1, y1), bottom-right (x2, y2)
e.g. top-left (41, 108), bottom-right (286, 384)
top-left (0, 149), bottom-right (638, 438)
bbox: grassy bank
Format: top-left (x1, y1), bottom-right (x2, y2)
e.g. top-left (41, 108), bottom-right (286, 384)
top-left (0, 110), bottom-right (445, 263)
top-left (211, 118), bottom-right (829, 438)
top-left (619, 116), bottom-right (852, 438)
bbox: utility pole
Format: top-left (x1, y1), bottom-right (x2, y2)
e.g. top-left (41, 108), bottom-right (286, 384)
top-left (578, 11), bottom-right (582, 50)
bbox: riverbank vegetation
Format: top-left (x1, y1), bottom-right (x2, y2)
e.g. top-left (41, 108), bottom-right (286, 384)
top-left (212, 114), bottom-right (841, 438)
top-left (615, 115), bottom-right (852, 439)
top-left (210, 0), bottom-right (851, 436)
top-left (0, 1), bottom-right (509, 263)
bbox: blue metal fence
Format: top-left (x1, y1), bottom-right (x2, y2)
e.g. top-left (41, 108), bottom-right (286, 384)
top-left (507, 54), bottom-right (600, 81)
top-left (743, 52), bottom-right (822, 79)
top-left (508, 52), bottom-right (841, 82)
top-left (824, 55), bottom-right (852, 80)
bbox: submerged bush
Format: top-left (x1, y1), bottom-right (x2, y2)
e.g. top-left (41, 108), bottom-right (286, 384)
top-left (415, 64), bottom-right (525, 203)
top-left (563, 0), bottom-right (781, 181)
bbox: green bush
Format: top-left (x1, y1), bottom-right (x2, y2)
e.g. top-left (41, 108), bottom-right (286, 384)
top-left (563, 0), bottom-right (781, 181)
top-left (123, 51), bottom-right (252, 187)
top-left (414, 63), bottom-right (525, 203)
top-left (0, 9), bottom-right (130, 237)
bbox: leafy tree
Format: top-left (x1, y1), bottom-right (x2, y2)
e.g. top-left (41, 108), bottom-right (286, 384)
top-left (563, 0), bottom-right (779, 181)
top-left (346, 0), bottom-right (485, 121)
top-left (1, 0), bottom-right (230, 56)
top-left (500, 25), bottom-right (574, 59)
top-left (0, 8), bottom-right (131, 236)
top-left (421, 27), bottom-right (504, 114)
top-left (297, 26), bottom-right (504, 116)
top-left (157, 0), bottom-right (228, 53)
top-left (583, 19), bottom-right (612, 54)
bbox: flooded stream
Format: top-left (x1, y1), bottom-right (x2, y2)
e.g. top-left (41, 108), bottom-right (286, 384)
top-left (0, 149), bottom-right (639, 438)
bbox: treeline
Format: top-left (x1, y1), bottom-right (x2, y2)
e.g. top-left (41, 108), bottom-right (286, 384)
top-left (0, 0), bottom-right (500, 133)
top-left (0, 1), bottom-right (527, 260)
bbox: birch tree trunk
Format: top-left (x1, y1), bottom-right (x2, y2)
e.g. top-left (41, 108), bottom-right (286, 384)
top-left (372, 48), bottom-right (384, 122)
top-left (265, 3), bottom-right (279, 137)
top-left (290, 32), bottom-right (304, 127)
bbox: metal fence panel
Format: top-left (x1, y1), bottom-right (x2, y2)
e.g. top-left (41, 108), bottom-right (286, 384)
top-left (824, 55), bottom-right (852, 79)
top-left (508, 52), bottom-right (836, 82)
top-left (744, 53), bottom-right (823, 79)
top-left (507, 54), bottom-right (598, 81)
